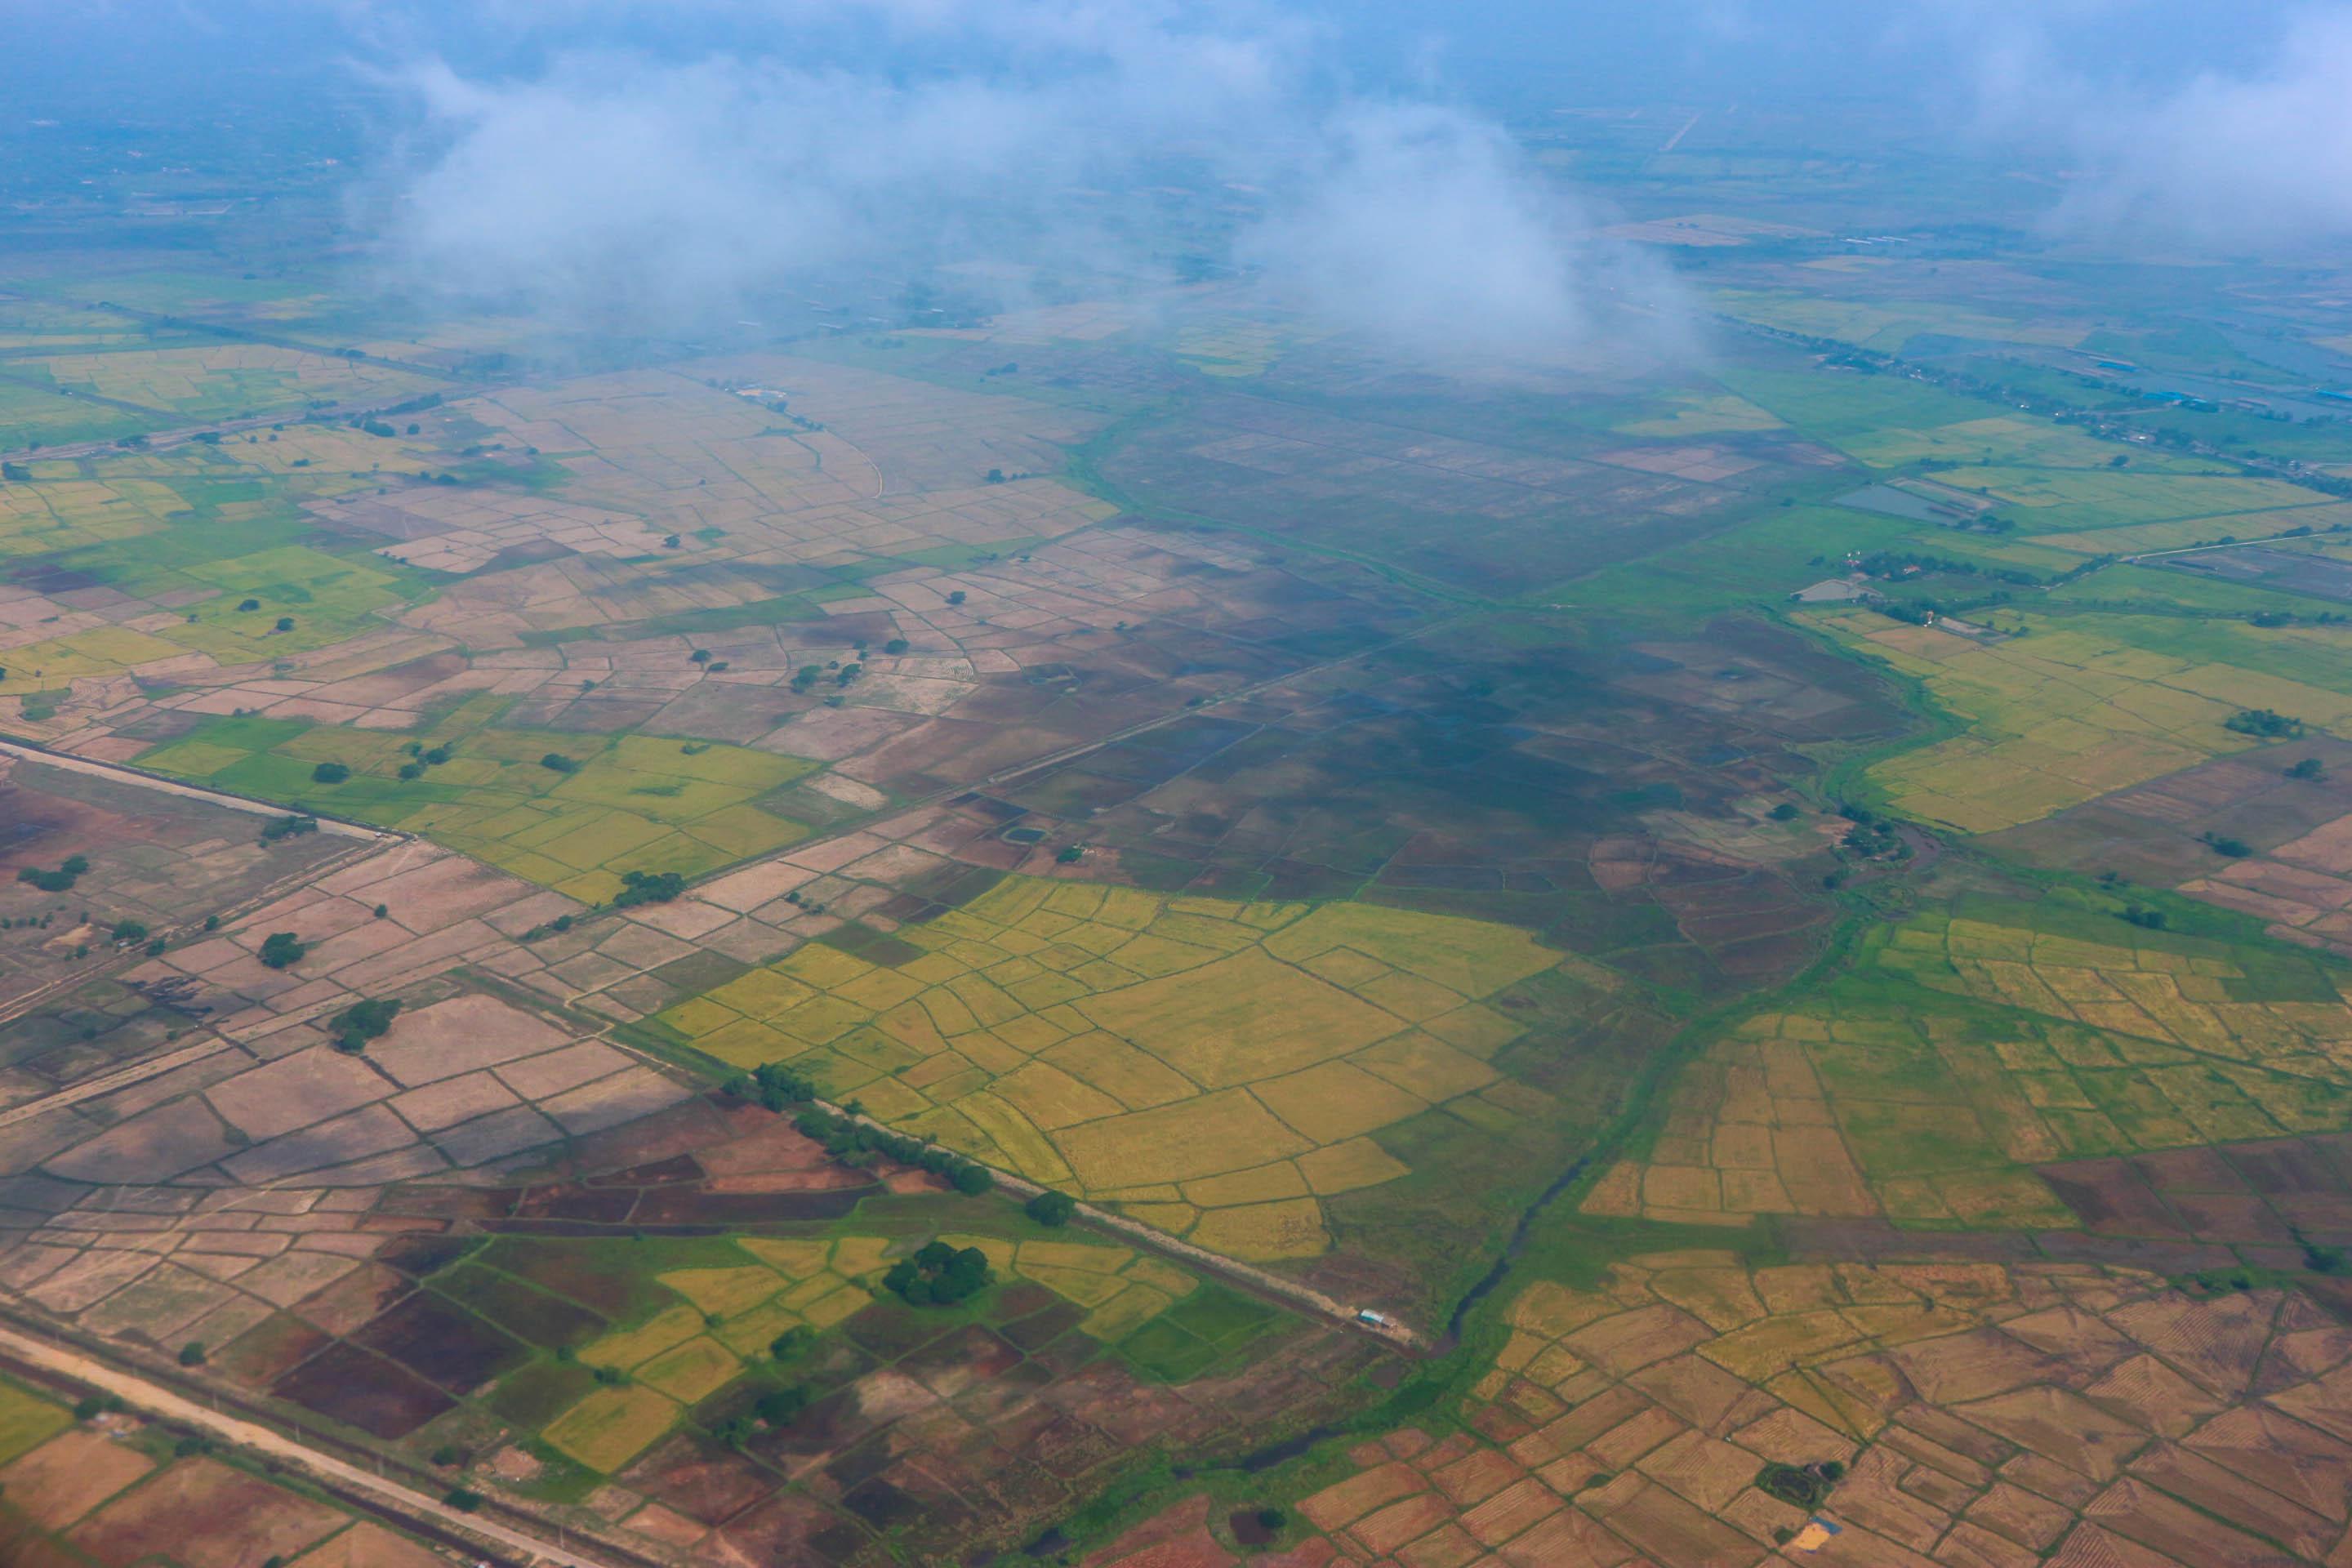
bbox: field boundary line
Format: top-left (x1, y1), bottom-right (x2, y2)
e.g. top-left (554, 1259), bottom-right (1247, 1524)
top-left (0, 1037), bottom-right (234, 1130)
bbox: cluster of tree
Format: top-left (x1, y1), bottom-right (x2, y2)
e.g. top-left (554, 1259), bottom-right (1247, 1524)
top-left (1755, 1459), bottom-right (1845, 1512)
top-left (16, 854), bottom-right (88, 893)
top-left (789, 1104), bottom-right (993, 1194)
top-left (311, 762), bottom-right (350, 784)
top-left (1835, 804), bottom-right (1909, 864)
top-left (884, 1240), bottom-right (993, 1307)
top-left (331, 996), bottom-right (401, 1054)
top-left (2201, 831), bottom-right (2254, 858)
top-left (1852, 549), bottom-right (2037, 587)
top-left (791, 660), bottom-right (864, 695)
top-left (259, 814), bottom-right (318, 844)
top-left (2119, 905), bottom-right (2169, 931)
top-left (611, 869), bottom-right (685, 908)
top-left (258, 931), bottom-right (307, 969)
top-left (399, 740), bottom-right (454, 782)
top-left (710, 1383), bottom-right (814, 1448)
top-left (2289, 757), bottom-right (2328, 781)
top-left (722, 1061), bottom-right (819, 1113)
top-left (539, 752), bottom-right (580, 773)
top-left (1025, 1190), bottom-right (1076, 1227)
top-left (2225, 708), bottom-right (2305, 739)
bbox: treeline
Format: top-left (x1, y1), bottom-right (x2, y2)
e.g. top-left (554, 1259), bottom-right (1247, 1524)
top-left (719, 1062), bottom-right (996, 1194)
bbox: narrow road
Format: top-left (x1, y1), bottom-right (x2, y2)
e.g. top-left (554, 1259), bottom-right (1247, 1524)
top-left (0, 740), bottom-right (388, 840)
top-left (0, 1038), bottom-right (232, 1129)
top-left (0, 1321), bottom-right (626, 1568)
top-left (924, 1143), bottom-right (1425, 1352)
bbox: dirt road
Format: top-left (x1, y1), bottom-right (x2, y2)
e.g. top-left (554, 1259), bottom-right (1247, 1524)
top-left (0, 1320), bottom-right (626, 1568)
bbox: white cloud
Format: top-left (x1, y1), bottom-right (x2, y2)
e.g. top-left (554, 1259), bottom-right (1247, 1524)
top-left (2045, 11), bottom-right (2352, 249)
top-left (360, 0), bottom-right (1683, 363)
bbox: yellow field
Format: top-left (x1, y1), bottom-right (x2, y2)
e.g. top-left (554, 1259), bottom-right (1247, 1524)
top-left (1171, 318), bottom-right (1334, 377)
top-left (1809, 608), bottom-right (2352, 831)
top-left (1614, 392), bottom-right (1784, 439)
top-left (541, 1383), bottom-right (680, 1473)
top-left (635, 1335), bottom-right (742, 1403)
top-left (940, 1232), bottom-right (1200, 1334)
top-left (0, 1380), bottom-right (69, 1466)
top-left (40, 344), bottom-right (441, 419)
top-left (657, 877), bottom-right (1566, 1256)
top-left (0, 478), bottom-right (185, 557)
top-left (1588, 902), bottom-right (2352, 1231)
top-left (2034, 502), bottom-right (2352, 556)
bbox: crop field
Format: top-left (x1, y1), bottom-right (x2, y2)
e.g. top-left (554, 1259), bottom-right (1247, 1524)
top-left (0, 748), bottom-right (354, 1022)
top-left (1200, 1243), bottom-right (2352, 1568)
top-left (532, 1227), bottom-right (1209, 1472)
top-left (1708, 367), bottom-right (2212, 472)
top-left (20, 80), bottom-right (2352, 1568)
top-left (139, 700), bottom-right (817, 902)
top-left (32, 345), bottom-right (443, 422)
top-left (0, 376), bottom-right (159, 448)
top-left (1587, 893), bottom-right (2352, 1232)
top-left (1981, 740), bottom-right (2352, 956)
top-left (1807, 606), bottom-right (2352, 832)
top-left (1928, 466), bottom-right (2332, 534)
top-left (653, 875), bottom-right (1566, 1259)
top-left (1710, 287), bottom-right (2092, 350)
top-left (0, 1374), bottom-right (452, 1568)
top-left (0, 1080), bottom-right (1376, 1565)
top-left (1085, 384), bottom-right (1788, 596)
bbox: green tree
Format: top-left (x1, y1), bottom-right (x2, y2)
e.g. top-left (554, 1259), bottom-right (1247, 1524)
top-left (1025, 1190), bottom-right (1077, 1227)
top-left (257, 931), bottom-right (307, 969)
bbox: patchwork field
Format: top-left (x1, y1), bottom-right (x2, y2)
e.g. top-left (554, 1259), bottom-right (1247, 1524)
top-left (1587, 893), bottom-right (2352, 1232)
top-left (14, 94), bottom-right (2352, 1568)
top-left (1276, 1247), bottom-right (2352, 1568)
top-left (1810, 607), bottom-right (2352, 832)
top-left (0, 1067), bottom-right (1384, 1566)
top-left (0, 1375), bottom-right (461, 1568)
top-left (653, 875), bottom-right (1568, 1260)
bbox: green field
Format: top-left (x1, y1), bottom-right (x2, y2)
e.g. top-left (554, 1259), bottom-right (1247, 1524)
top-left (140, 697), bottom-right (819, 902)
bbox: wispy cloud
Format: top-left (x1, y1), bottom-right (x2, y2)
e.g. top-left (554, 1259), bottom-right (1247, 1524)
top-left (357, 0), bottom-right (1680, 364)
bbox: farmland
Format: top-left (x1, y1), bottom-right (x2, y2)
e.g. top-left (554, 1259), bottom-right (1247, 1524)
top-left (1587, 888), bottom-right (2352, 1232)
top-left (653, 875), bottom-right (1568, 1262)
top-left (139, 701), bottom-right (818, 904)
top-left (0, 1373), bottom-right (461, 1568)
top-left (12, 37), bottom-right (2352, 1568)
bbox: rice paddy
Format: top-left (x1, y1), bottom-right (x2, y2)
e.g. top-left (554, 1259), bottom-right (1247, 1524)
top-left (139, 697), bottom-right (817, 902)
top-left (1808, 607), bottom-right (2352, 832)
top-left (653, 875), bottom-right (1564, 1258)
top-left (20, 87), bottom-right (2352, 1568)
top-left (1588, 894), bottom-right (2352, 1230)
